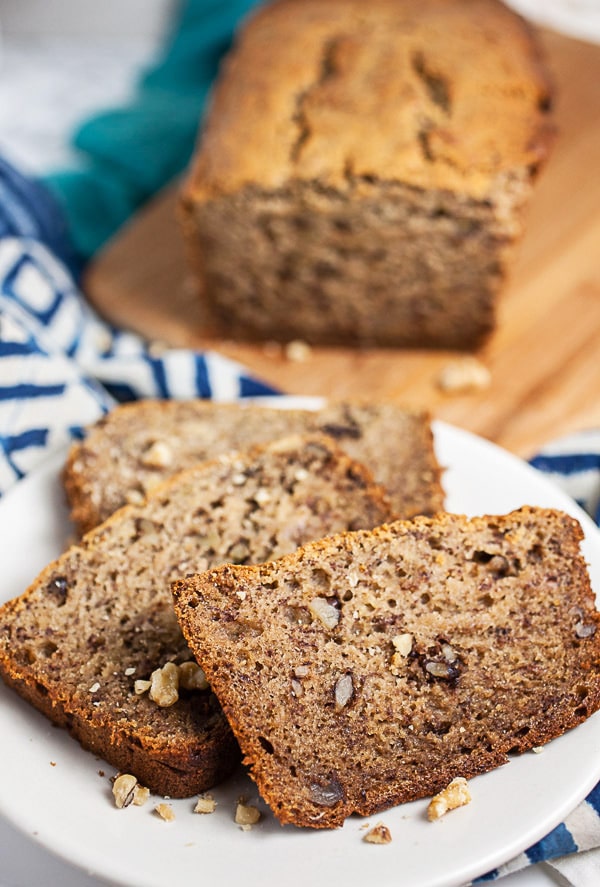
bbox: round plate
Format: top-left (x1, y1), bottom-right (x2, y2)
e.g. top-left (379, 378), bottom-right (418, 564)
top-left (504, 0), bottom-right (600, 44)
top-left (0, 417), bottom-right (599, 887)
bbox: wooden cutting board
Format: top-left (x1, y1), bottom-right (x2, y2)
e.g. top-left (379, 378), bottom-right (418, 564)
top-left (85, 28), bottom-right (600, 459)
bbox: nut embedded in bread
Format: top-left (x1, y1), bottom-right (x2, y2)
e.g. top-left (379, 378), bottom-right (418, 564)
top-left (0, 435), bottom-right (393, 798)
top-left (180, 0), bottom-right (554, 348)
top-left (63, 399), bottom-right (443, 535)
top-left (172, 507), bottom-right (600, 828)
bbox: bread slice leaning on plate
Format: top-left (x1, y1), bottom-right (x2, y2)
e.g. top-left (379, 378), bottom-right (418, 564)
top-left (173, 507), bottom-right (600, 828)
top-left (0, 435), bottom-right (392, 797)
top-left (63, 400), bottom-right (444, 535)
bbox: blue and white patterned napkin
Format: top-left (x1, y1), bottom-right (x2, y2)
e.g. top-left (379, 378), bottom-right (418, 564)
top-left (0, 157), bottom-right (276, 491)
top-left (1, 154), bottom-right (600, 885)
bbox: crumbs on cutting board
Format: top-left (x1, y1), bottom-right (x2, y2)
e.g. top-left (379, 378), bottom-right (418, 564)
top-left (436, 357), bottom-right (491, 394)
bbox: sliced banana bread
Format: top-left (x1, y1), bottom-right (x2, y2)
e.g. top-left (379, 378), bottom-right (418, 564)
top-left (63, 399), bottom-right (443, 535)
top-left (173, 507), bottom-right (600, 828)
top-left (0, 435), bottom-right (392, 798)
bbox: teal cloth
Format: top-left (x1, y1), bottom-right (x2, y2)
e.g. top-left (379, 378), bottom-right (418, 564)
top-left (42, 0), bottom-right (263, 261)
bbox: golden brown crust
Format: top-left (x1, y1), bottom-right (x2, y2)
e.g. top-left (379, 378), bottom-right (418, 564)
top-left (184, 0), bottom-right (554, 203)
top-left (178, 0), bottom-right (554, 350)
top-left (173, 507), bottom-right (600, 827)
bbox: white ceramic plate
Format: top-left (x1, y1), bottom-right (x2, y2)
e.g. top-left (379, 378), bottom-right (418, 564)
top-left (504, 0), bottom-right (600, 44)
top-left (1, 417), bottom-right (600, 887)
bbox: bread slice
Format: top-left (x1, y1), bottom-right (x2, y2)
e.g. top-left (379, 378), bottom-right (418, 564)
top-left (63, 400), bottom-right (443, 535)
top-left (173, 507), bottom-right (600, 828)
top-left (0, 435), bottom-right (392, 798)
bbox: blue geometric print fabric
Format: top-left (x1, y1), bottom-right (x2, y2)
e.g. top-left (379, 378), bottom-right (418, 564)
top-left (0, 159), bottom-right (276, 495)
top-left (474, 782), bottom-right (600, 881)
top-left (531, 431), bottom-right (600, 526)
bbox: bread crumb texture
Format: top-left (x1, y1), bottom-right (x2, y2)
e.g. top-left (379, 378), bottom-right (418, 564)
top-left (63, 400), bottom-right (442, 534)
top-left (173, 507), bottom-right (600, 828)
top-left (0, 434), bottom-right (392, 798)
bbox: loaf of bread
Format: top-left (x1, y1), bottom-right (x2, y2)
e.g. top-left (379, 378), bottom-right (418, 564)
top-left (173, 507), bottom-right (600, 828)
top-left (63, 399), bottom-right (443, 535)
top-left (0, 435), bottom-right (392, 798)
top-left (180, 0), bottom-right (554, 348)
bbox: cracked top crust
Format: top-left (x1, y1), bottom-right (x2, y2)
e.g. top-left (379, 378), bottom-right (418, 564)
top-left (184, 0), bottom-right (554, 203)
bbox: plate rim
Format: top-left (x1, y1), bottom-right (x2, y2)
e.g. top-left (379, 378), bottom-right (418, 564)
top-left (0, 415), bottom-right (599, 887)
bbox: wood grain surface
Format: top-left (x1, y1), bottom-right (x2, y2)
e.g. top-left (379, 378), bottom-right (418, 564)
top-left (85, 28), bottom-right (600, 459)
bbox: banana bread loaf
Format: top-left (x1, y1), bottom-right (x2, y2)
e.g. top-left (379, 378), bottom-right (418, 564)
top-left (63, 399), bottom-right (443, 535)
top-left (173, 507), bottom-right (600, 827)
top-left (0, 435), bottom-right (392, 798)
top-left (180, 0), bottom-right (554, 348)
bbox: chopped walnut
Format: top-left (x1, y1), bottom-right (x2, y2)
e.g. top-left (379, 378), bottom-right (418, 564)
top-left (178, 661), bottom-right (209, 691)
top-left (154, 803), bottom-right (175, 822)
top-left (308, 597), bottom-right (340, 629)
top-left (363, 822), bottom-right (392, 844)
top-left (285, 339), bottom-right (312, 363)
top-left (141, 441), bottom-right (173, 469)
top-left (427, 777), bottom-right (472, 820)
top-left (334, 673), bottom-right (354, 710)
top-left (424, 660), bottom-right (459, 680)
top-left (194, 794), bottom-right (217, 814)
top-left (235, 799), bottom-right (261, 829)
top-left (392, 633), bottom-right (413, 657)
top-left (112, 774), bottom-right (144, 809)
top-left (137, 660), bottom-right (211, 706)
top-left (437, 357), bottom-right (491, 394)
top-left (133, 785), bottom-right (150, 806)
top-left (149, 661), bottom-right (180, 707)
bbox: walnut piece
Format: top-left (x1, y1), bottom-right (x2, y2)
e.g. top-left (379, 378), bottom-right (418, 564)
top-left (194, 793), bottom-right (217, 814)
top-left (141, 441), bottom-right (173, 468)
top-left (149, 661), bottom-right (180, 707)
top-left (392, 633), bottom-right (413, 657)
top-left (427, 777), bottom-right (472, 820)
top-left (363, 822), bottom-right (392, 844)
top-left (137, 660), bottom-right (210, 706)
top-left (154, 803), bottom-right (175, 822)
top-left (178, 661), bottom-right (209, 691)
top-left (133, 785), bottom-right (150, 807)
top-left (285, 339), bottom-right (312, 363)
top-left (334, 673), bottom-right (354, 710)
top-left (235, 799), bottom-right (261, 829)
top-left (437, 357), bottom-right (491, 394)
top-left (112, 774), bottom-right (150, 809)
top-left (308, 597), bottom-right (340, 630)
top-left (112, 774), bottom-right (138, 809)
